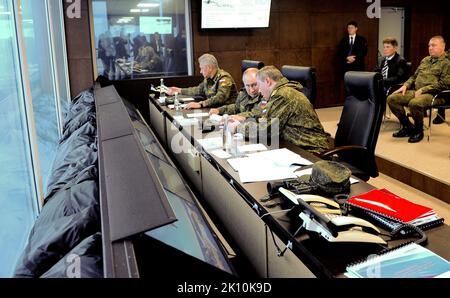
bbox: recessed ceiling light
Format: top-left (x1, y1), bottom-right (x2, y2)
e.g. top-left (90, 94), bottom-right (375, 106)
top-left (137, 3), bottom-right (159, 8)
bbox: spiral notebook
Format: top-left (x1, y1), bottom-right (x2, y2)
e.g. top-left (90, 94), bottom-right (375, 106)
top-left (345, 242), bottom-right (450, 278)
top-left (346, 189), bottom-right (444, 234)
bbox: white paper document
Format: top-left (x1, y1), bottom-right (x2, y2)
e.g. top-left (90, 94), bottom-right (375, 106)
top-left (237, 143), bottom-right (267, 153)
top-left (248, 148), bottom-right (313, 167)
top-left (227, 148), bottom-right (312, 183)
top-left (187, 112), bottom-right (210, 118)
top-left (210, 149), bottom-right (232, 159)
top-left (176, 118), bottom-right (199, 127)
top-left (181, 97), bottom-right (195, 102)
top-left (197, 137), bottom-right (223, 151)
top-left (209, 114), bottom-right (223, 122)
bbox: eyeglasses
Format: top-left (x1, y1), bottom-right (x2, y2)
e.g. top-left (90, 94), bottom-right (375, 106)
top-left (245, 83), bottom-right (258, 88)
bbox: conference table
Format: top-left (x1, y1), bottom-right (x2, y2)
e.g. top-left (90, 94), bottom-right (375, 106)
top-left (147, 95), bottom-right (450, 278)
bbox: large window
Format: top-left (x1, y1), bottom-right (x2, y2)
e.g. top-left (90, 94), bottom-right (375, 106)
top-left (92, 0), bottom-right (193, 80)
top-left (22, 0), bottom-right (61, 188)
top-left (0, 0), bottom-right (70, 277)
top-left (0, 0), bottom-right (38, 277)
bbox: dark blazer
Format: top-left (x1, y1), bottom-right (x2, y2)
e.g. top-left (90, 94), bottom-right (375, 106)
top-left (338, 34), bottom-right (368, 73)
top-left (374, 52), bottom-right (409, 89)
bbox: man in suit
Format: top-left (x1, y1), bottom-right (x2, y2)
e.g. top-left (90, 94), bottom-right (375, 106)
top-left (150, 32), bottom-right (164, 56)
top-left (374, 37), bottom-right (409, 92)
top-left (338, 21), bottom-right (368, 74)
top-left (387, 36), bottom-right (450, 143)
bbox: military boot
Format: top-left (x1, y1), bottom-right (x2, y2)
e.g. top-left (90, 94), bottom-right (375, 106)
top-left (432, 108), bottom-right (445, 125)
top-left (393, 116), bottom-right (413, 138)
top-left (408, 123), bottom-right (424, 143)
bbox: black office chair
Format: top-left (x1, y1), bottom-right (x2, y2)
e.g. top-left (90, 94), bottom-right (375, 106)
top-left (241, 59), bottom-right (264, 73)
top-left (320, 72), bottom-right (385, 181)
top-left (426, 90), bottom-right (450, 141)
top-left (281, 65), bottom-right (317, 107)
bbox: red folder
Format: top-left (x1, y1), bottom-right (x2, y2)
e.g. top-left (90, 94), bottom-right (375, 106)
top-left (347, 189), bottom-right (434, 223)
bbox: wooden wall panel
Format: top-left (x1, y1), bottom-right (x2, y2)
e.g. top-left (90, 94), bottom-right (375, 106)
top-left (64, 0), bottom-right (93, 98)
top-left (278, 13), bottom-right (311, 49)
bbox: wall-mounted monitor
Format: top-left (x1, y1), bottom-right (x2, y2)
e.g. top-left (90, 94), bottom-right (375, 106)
top-left (201, 0), bottom-right (271, 29)
top-left (139, 16), bottom-right (173, 34)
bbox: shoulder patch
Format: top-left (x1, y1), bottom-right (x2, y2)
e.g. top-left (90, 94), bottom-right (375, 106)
top-left (219, 78), bottom-right (231, 86)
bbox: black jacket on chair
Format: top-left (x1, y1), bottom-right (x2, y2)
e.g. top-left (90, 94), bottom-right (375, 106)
top-left (338, 34), bottom-right (368, 73)
top-left (374, 53), bottom-right (409, 89)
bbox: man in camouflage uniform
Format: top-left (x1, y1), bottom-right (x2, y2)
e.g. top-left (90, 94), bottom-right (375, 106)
top-left (167, 53), bottom-right (237, 109)
top-left (208, 67), bottom-right (262, 119)
top-left (232, 66), bottom-right (330, 155)
top-left (433, 48), bottom-right (450, 124)
top-left (388, 36), bottom-right (450, 143)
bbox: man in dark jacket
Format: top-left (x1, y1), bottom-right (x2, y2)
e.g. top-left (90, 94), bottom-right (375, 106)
top-left (374, 37), bottom-right (409, 92)
top-left (337, 21), bottom-right (368, 74)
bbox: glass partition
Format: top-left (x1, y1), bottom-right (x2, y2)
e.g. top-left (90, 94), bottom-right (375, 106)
top-left (92, 0), bottom-right (192, 80)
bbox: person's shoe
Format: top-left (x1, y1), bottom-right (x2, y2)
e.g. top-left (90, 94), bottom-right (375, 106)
top-left (432, 116), bottom-right (445, 124)
top-left (392, 126), bottom-right (413, 138)
top-left (408, 130), bottom-right (424, 143)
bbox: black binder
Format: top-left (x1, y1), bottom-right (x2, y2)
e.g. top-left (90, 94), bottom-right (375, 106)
top-left (346, 202), bottom-right (444, 236)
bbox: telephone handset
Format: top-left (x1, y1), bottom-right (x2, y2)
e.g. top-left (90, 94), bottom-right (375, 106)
top-left (279, 187), bottom-right (387, 244)
top-left (279, 188), bottom-right (342, 215)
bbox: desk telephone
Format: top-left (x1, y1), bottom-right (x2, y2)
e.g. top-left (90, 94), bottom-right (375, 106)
top-left (278, 188), bottom-right (387, 245)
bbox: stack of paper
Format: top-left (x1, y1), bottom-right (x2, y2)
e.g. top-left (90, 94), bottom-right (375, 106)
top-left (227, 148), bottom-right (313, 183)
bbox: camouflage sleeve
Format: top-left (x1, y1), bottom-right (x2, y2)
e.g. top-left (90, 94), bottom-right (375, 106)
top-left (202, 76), bottom-right (234, 108)
top-left (404, 58), bottom-right (428, 89)
top-left (420, 61), bottom-right (450, 94)
top-left (218, 103), bottom-right (237, 115)
top-left (237, 95), bottom-right (291, 140)
top-left (237, 105), bottom-right (262, 119)
top-left (181, 81), bottom-right (205, 97)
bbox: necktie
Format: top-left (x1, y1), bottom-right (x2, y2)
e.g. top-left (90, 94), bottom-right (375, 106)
top-left (348, 37), bottom-right (354, 55)
top-left (382, 59), bottom-right (388, 79)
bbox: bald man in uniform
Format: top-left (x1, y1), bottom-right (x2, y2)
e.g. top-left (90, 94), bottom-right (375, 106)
top-left (388, 36), bottom-right (450, 143)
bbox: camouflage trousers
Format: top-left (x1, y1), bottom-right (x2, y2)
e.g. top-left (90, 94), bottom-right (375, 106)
top-left (387, 90), bottom-right (444, 125)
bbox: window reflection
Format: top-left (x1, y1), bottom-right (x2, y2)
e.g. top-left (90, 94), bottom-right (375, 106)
top-left (92, 0), bottom-right (190, 80)
top-left (22, 0), bottom-right (60, 188)
top-left (0, 0), bottom-right (38, 277)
